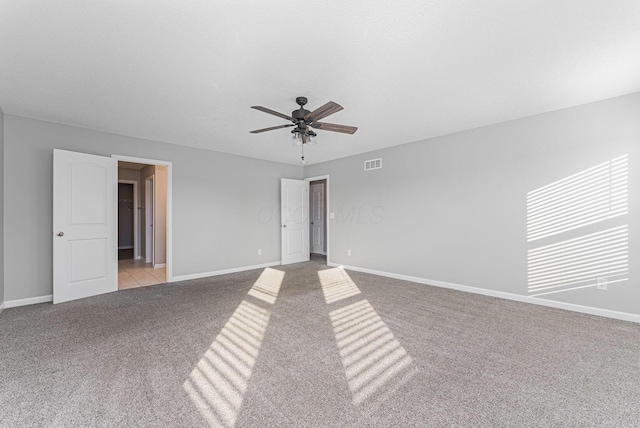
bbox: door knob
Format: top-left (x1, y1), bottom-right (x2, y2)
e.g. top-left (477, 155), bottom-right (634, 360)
top-left (282, 224), bottom-right (287, 228)
top-left (57, 231), bottom-right (64, 237)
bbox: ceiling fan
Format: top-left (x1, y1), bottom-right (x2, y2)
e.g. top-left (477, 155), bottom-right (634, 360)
top-left (250, 97), bottom-right (358, 147)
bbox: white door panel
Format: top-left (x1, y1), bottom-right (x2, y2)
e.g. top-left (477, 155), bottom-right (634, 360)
top-left (54, 149), bottom-right (117, 304)
top-left (281, 178), bottom-right (309, 265)
top-left (69, 238), bottom-right (108, 283)
top-left (70, 164), bottom-right (107, 224)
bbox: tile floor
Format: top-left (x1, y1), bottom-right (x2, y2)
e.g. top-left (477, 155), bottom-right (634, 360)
top-left (118, 259), bottom-right (166, 289)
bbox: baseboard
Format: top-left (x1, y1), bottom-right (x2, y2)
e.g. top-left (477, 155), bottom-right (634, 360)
top-left (153, 263), bottom-right (166, 268)
top-left (329, 263), bottom-right (640, 324)
top-left (0, 301), bottom-right (5, 314)
top-left (172, 262), bottom-right (282, 282)
top-left (4, 294), bottom-right (53, 309)
top-left (118, 246), bottom-right (134, 250)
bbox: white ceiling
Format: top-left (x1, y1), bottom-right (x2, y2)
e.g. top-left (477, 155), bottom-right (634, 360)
top-left (1, 1), bottom-right (639, 165)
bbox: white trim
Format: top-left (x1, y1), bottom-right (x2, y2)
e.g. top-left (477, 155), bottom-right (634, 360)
top-left (112, 155), bottom-right (173, 283)
top-left (112, 155), bottom-right (172, 167)
top-left (153, 263), bottom-right (166, 268)
top-left (329, 263), bottom-right (640, 324)
top-left (0, 302), bottom-right (5, 313)
top-left (172, 262), bottom-right (281, 282)
top-left (4, 294), bottom-right (53, 308)
top-left (305, 175), bottom-right (330, 264)
top-left (118, 179), bottom-right (139, 259)
top-left (118, 246), bottom-right (134, 250)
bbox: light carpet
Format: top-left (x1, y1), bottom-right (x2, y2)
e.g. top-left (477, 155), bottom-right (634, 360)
top-left (1, 257), bottom-right (639, 427)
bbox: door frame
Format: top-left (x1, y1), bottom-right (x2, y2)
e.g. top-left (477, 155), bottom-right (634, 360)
top-left (309, 180), bottom-right (326, 255)
top-left (145, 176), bottom-right (154, 264)
top-left (112, 155), bottom-right (173, 283)
top-left (305, 175), bottom-right (330, 264)
top-left (118, 179), bottom-right (139, 259)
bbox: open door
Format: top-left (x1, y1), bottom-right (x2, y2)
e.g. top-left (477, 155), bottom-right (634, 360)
top-left (281, 178), bottom-right (310, 265)
top-left (53, 149), bottom-right (117, 303)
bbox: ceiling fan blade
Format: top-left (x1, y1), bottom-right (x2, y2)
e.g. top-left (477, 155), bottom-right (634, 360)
top-left (310, 122), bottom-right (358, 134)
top-left (249, 124), bottom-right (294, 134)
top-left (251, 106), bottom-right (293, 121)
top-left (304, 101), bottom-right (343, 122)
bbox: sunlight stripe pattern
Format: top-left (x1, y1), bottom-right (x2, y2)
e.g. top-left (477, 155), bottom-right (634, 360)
top-left (329, 300), bottom-right (417, 405)
top-left (319, 267), bottom-right (417, 407)
top-left (526, 154), bottom-right (627, 241)
top-left (184, 268), bottom-right (284, 427)
top-left (528, 225), bottom-right (628, 297)
top-left (318, 267), bottom-right (361, 304)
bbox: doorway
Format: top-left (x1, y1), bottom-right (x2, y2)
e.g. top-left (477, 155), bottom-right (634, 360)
top-left (118, 181), bottom-right (138, 260)
top-left (52, 150), bottom-right (173, 304)
top-left (306, 175), bottom-right (330, 264)
top-left (116, 159), bottom-right (170, 290)
top-left (309, 179), bottom-right (327, 256)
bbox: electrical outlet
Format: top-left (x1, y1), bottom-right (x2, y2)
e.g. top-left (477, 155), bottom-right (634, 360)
top-left (596, 277), bottom-right (608, 290)
top-left (257, 249), bottom-right (262, 256)
top-left (347, 249), bottom-right (352, 256)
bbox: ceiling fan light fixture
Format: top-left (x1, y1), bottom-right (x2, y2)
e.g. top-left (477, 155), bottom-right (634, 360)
top-left (307, 130), bottom-right (317, 146)
top-left (291, 130), bottom-right (303, 147)
top-left (251, 97), bottom-right (358, 163)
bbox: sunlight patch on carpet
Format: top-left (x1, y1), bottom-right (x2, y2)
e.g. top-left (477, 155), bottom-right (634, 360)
top-left (183, 268), bottom-right (284, 427)
top-left (321, 267), bottom-right (417, 406)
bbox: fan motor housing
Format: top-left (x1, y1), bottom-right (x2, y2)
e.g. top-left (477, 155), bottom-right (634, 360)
top-left (292, 96), bottom-right (310, 121)
top-left (292, 108), bottom-right (310, 120)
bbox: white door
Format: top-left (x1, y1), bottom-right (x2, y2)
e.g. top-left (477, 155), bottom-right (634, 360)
top-left (310, 182), bottom-right (325, 254)
top-left (53, 149), bottom-right (117, 304)
top-left (281, 178), bottom-right (310, 265)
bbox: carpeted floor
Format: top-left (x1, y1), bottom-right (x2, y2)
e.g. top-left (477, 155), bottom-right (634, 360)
top-left (1, 257), bottom-right (639, 427)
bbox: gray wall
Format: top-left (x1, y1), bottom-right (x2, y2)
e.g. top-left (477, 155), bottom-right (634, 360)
top-left (3, 115), bottom-right (302, 301)
top-left (305, 92), bottom-right (640, 316)
top-left (0, 108), bottom-right (4, 306)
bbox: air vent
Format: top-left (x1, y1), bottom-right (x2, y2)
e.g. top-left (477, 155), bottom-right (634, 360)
top-left (364, 158), bottom-right (382, 171)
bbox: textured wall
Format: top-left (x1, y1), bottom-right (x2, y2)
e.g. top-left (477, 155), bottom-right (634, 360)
top-left (305, 92), bottom-right (640, 316)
